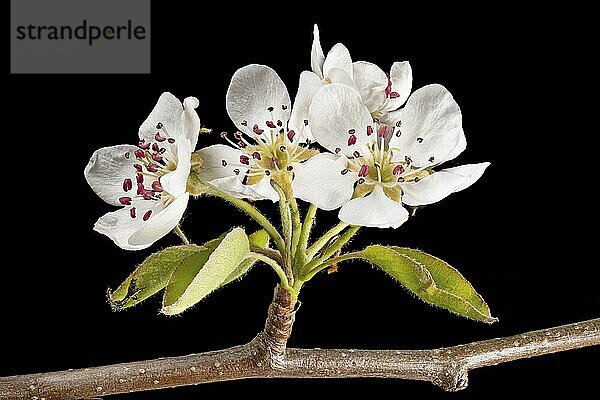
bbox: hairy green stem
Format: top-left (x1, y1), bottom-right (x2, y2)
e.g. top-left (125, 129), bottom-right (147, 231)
top-left (303, 226), bottom-right (361, 276)
top-left (173, 225), bottom-right (190, 245)
top-left (191, 174), bottom-right (286, 256)
top-left (303, 251), bottom-right (364, 281)
top-left (271, 181), bottom-right (294, 283)
top-left (288, 195), bottom-right (302, 262)
top-left (249, 246), bottom-right (283, 265)
top-left (295, 204), bottom-right (317, 266)
top-left (249, 252), bottom-right (292, 292)
top-left (305, 222), bottom-right (349, 260)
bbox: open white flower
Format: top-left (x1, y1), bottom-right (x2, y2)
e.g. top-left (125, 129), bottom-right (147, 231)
top-left (293, 83), bottom-right (489, 228)
top-left (85, 92), bottom-right (200, 250)
top-left (197, 64), bottom-right (317, 201)
top-left (294, 25), bottom-right (412, 137)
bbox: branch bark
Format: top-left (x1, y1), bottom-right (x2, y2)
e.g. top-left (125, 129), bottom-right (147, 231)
top-left (1, 287), bottom-right (597, 400)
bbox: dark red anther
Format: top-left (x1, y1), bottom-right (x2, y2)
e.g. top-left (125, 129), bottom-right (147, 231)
top-left (138, 140), bottom-right (150, 150)
top-left (353, 151), bottom-right (361, 158)
top-left (151, 152), bottom-right (163, 162)
top-left (348, 129), bottom-right (356, 135)
top-left (341, 169), bottom-right (349, 175)
top-left (378, 125), bottom-right (391, 138)
top-left (253, 124), bottom-right (264, 135)
top-left (429, 156), bottom-right (435, 163)
top-left (390, 92), bottom-right (400, 99)
top-left (287, 130), bottom-right (296, 141)
top-left (130, 207), bottom-right (136, 218)
top-left (151, 181), bottom-right (163, 192)
top-left (147, 163), bottom-right (159, 173)
top-left (155, 132), bottom-right (166, 142)
top-left (358, 164), bottom-right (370, 177)
top-left (269, 157), bottom-right (278, 168)
top-left (152, 143), bottom-right (160, 152)
top-left (167, 138), bottom-right (176, 144)
top-left (393, 165), bottom-right (405, 175)
top-left (233, 131), bottom-right (242, 139)
top-left (267, 106), bottom-right (274, 112)
top-left (385, 73), bottom-right (392, 97)
top-left (123, 178), bottom-right (133, 192)
top-left (348, 135), bottom-right (357, 146)
top-left (143, 210), bottom-right (152, 221)
top-left (279, 146), bottom-right (286, 152)
top-left (241, 120), bottom-right (248, 126)
top-left (277, 120), bottom-right (283, 127)
top-left (367, 126), bottom-right (374, 136)
top-left (240, 155), bottom-right (250, 165)
top-left (137, 182), bottom-right (145, 194)
top-left (335, 148), bottom-right (341, 154)
top-left (134, 149), bottom-right (145, 159)
top-left (252, 151), bottom-right (261, 160)
top-left (119, 197), bottom-right (132, 205)
top-left (266, 121), bottom-right (276, 129)
top-left (156, 122), bottom-right (163, 129)
top-left (136, 174), bottom-right (144, 184)
top-left (134, 164), bottom-right (143, 172)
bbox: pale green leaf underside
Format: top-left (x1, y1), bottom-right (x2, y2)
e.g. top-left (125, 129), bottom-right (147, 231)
top-left (108, 245), bottom-right (203, 310)
top-left (161, 227), bottom-right (250, 315)
top-left (221, 229), bottom-right (270, 287)
top-left (363, 245), bottom-right (497, 323)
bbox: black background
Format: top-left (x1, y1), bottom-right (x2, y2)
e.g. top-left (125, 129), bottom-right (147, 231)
top-left (5, 3), bottom-right (598, 399)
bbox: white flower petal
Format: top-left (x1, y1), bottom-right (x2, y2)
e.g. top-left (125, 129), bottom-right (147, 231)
top-left (445, 130), bottom-right (467, 162)
top-left (246, 177), bottom-right (279, 202)
top-left (289, 71), bottom-right (323, 142)
top-left (139, 92), bottom-right (200, 149)
top-left (293, 154), bottom-right (357, 210)
top-left (327, 68), bottom-right (358, 90)
top-left (387, 61), bottom-right (412, 108)
top-left (323, 43), bottom-right (353, 81)
top-left (353, 61), bottom-right (388, 113)
top-left (129, 194), bottom-right (190, 246)
top-left (226, 64), bottom-right (291, 137)
top-left (308, 84), bottom-right (374, 157)
top-left (401, 162), bottom-right (490, 206)
top-left (311, 24), bottom-right (325, 79)
top-left (339, 185), bottom-right (409, 228)
top-left (182, 97), bottom-right (201, 149)
top-left (389, 84), bottom-right (463, 167)
top-left (196, 144), bottom-right (246, 182)
top-left (161, 136), bottom-right (191, 197)
top-left (93, 200), bottom-right (162, 251)
top-left (85, 144), bottom-right (139, 206)
top-left (209, 176), bottom-right (258, 199)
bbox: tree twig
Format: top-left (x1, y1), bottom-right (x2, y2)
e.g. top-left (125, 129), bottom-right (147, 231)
top-left (1, 292), bottom-right (597, 399)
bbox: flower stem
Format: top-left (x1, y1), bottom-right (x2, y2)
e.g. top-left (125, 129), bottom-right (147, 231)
top-left (249, 252), bottom-right (292, 292)
top-left (303, 251), bottom-right (364, 281)
top-left (172, 225), bottom-right (190, 245)
top-left (271, 181), bottom-right (294, 283)
top-left (305, 222), bottom-right (349, 260)
top-left (191, 174), bottom-right (286, 256)
top-left (302, 226), bottom-right (361, 279)
top-left (295, 203), bottom-right (317, 266)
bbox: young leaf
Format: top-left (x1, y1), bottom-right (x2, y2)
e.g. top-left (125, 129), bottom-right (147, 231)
top-left (363, 245), bottom-right (497, 323)
top-left (108, 245), bottom-right (203, 310)
top-left (161, 227), bottom-right (250, 315)
top-left (221, 229), bottom-right (270, 287)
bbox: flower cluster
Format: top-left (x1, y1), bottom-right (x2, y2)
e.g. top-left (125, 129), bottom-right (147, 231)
top-left (86, 25), bottom-right (488, 249)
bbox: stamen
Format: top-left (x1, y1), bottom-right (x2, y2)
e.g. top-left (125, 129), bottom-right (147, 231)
top-left (286, 166), bottom-right (293, 171)
top-left (341, 169), bottom-right (349, 175)
top-left (266, 121), bottom-right (276, 128)
top-left (267, 106), bottom-right (274, 112)
top-left (240, 155), bottom-right (250, 165)
top-left (123, 178), bottom-right (133, 192)
top-left (377, 125), bottom-right (391, 138)
top-left (168, 138), bottom-right (176, 144)
top-left (233, 168), bottom-right (240, 175)
top-left (279, 146), bottom-right (286, 152)
top-left (393, 165), bottom-right (405, 175)
top-left (152, 143), bottom-right (160, 152)
top-left (134, 149), bottom-right (145, 158)
top-left (335, 148), bottom-right (341, 154)
top-left (241, 120), bottom-right (248, 126)
top-left (358, 165), bottom-right (369, 177)
top-left (367, 126), bottom-right (373, 136)
top-left (147, 163), bottom-right (159, 173)
top-left (134, 164), bottom-right (143, 172)
top-left (151, 181), bottom-right (163, 192)
top-left (429, 156), bottom-right (435, 163)
top-left (252, 151), bottom-right (261, 160)
top-left (348, 135), bottom-right (357, 146)
top-left (269, 157), bottom-right (278, 168)
top-left (119, 197), bottom-right (132, 205)
top-left (287, 130), bottom-right (296, 141)
top-left (156, 122), bottom-right (163, 129)
top-left (151, 153), bottom-right (163, 162)
top-left (143, 210), bottom-right (152, 221)
top-left (348, 129), bottom-right (356, 135)
top-left (130, 207), bottom-right (136, 218)
top-left (233, 131), bottom-right (242, 140)
top-left (138, 141), bottom-right (150, 150)
top-left (397, 177), bottom-right (405, 182)
top-left (155, 132), bottom-right (167, 142)
top-left (253, 124), bottom-right (264, 135)
top-left (353, 151), bottom-right (361, 158)
top-left (277, 120), bottom-right (283, 127)
top-left (136, 174), bottom-right (144, 184)
top-left (389, 92), bottom-right (400, 99)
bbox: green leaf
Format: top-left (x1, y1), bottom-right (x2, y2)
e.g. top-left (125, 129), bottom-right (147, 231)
top-left (161, 227), bottom-right (250, 315)
top-left (362, 245), bottom-right (497, 323)
top-left (221, 229), bottom-right (270, 287)
top-left (108, 245), bottom-right (203, 310)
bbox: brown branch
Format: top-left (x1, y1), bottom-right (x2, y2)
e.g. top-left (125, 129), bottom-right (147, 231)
top-left (1, 287), bottom-right (598, 399)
